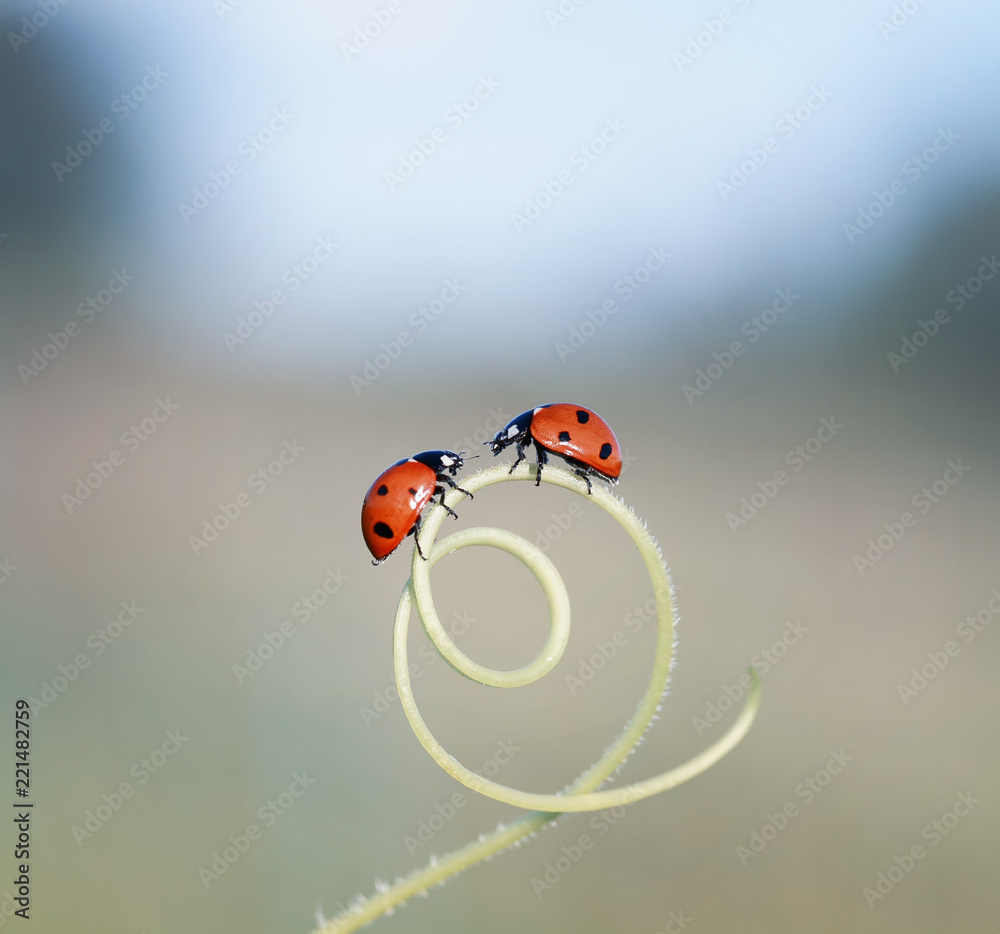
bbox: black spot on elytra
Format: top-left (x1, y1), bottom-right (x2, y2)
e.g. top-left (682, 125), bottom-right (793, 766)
top-left (377, 484), bottom-right (389, 496)
top-left (374, 521), bottom-right (394, 539)
top-left (599, 442), bottom-right (612, 460)
top-left (408, 487), bottom-right (418, 495)
top-left (558, 431), bottom-right (571, 442)
top-left (576, 410), bottom-right (589, 423)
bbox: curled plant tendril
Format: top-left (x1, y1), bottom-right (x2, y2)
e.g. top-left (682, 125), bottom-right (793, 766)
top-left (316, 463), bottom-right (761, 934)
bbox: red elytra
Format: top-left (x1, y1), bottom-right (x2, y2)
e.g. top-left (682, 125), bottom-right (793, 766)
top-left (361, 450), bottom-right (469, 565)
top-left (530, 404), bottom-right (622, 479)
top-left (487, 403), bottom-right (622, 491)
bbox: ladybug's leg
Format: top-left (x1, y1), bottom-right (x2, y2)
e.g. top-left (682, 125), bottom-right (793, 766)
top-left (574, 468), bottom-right (594, 495)
top-left (411, 516), bottom-right (429, 560)
top-left (438, 474), bottom-right (473, 499)
top-left (433, 485), bottom-right (460, 519)
top-left (532, 443), bottom-right (549, 486)
top-left (509, 442), bottom-right (527, 474)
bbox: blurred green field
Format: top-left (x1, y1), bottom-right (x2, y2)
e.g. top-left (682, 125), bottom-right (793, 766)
top-left (3, 231), bottom-right (998, 931)
top-left (2, 1), bottom-right (999, 931)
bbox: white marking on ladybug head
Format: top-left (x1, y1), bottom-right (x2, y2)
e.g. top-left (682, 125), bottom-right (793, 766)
top-left (506, 425), bottom-right (519, 439)
top-left (440, 455), bottom-right (454, 466)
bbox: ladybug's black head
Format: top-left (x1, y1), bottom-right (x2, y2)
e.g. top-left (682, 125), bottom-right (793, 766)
top-left (411, 450), bottom-right (465, 477)
top-left (487, 409), bottom-right (534, 455)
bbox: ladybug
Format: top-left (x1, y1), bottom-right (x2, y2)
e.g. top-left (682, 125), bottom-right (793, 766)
top-left (361, 450), bottom-right (472, 565)
top-left (486, 404), bottom-right (622, 493)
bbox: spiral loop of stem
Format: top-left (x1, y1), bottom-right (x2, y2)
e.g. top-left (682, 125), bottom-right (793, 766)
top-left (317, 463), bottom-right (760, 933)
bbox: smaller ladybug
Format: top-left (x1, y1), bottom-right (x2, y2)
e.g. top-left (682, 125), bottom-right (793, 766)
top-left (361, 450), bottom-right (472, 566)
top-left (487, 403), bottom-right (622, 493)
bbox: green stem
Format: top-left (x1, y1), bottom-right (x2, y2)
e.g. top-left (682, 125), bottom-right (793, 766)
top-left (316, 463), bottom-right (760, 933)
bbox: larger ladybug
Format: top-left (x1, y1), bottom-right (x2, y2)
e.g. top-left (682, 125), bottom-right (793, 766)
top-left (487, 404), bottom-right (622, 492)
top-left (361, 450), bottom-right (471, 565)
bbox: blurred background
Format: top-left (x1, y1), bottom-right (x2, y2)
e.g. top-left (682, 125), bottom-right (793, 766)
top-left (1, 0), bottom-right (998, 931)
